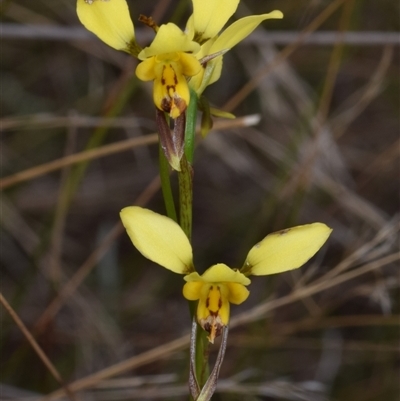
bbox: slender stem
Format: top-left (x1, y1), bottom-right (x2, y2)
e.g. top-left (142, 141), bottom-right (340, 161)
top-left (195, 326), bottom-right (210, 387)
top-left (184, 88), bottom-right (198, 164)
top-left (158, 143), bottom-right (177, 222)
top-left (196, 326), bottom-right (229, 401)
top-left (189, 318), bottom-right (200, 399)
top-left (178, 155), bottom-right (193, 240)
top-left (178, 89), bottom-right (197, 239)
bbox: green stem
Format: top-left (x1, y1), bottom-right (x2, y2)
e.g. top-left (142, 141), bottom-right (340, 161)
top-left (178, 155), bottom-right (193, 241)
top-left (178, 88), bottom-right (197, 239)
top-left (195, 326), bottom-right (210, 387)
top-left (158, 144), bottom-right (177, 222)
top-left (184, 88), bottom-right (198, 164)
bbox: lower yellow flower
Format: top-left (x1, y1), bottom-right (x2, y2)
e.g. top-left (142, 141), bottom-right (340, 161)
top-left (183, 264), bottom-right (250, 343)
top-left (120, 206), bottom-right (332, 342)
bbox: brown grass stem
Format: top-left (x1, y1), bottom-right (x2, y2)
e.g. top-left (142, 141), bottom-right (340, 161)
top-left (0, 293), bottom-right (78, 401)
top-left (0, 115), bottom-right (259, 190)
top-left (33, 175), bottom-right (161, 335)
top-left (223, 0), bottom-right (348, 112)
top-left (231, 252), bottom-right (399, 329)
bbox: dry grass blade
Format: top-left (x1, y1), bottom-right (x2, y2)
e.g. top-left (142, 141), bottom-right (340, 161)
top-left (33, 175), bottom-right (161, 335)
top-left (39, 335), bottom-right (190, 401)
top-left (0, 134), bottom-right (158, 190)
top-left (0, 293), bottom-right (78, 401)
top-left (0, 115), bottom-right (259, 190)
top-left (231, 252), bottom-right (399, 329)
top-left (223, 0), bottom-right (347, 112)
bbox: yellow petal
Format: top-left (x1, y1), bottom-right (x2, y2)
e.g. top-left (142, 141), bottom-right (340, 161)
top-left (210, 11), bottom-right (284, 54)
top-left (77, 0), bottom-right (136, 53)
top-left (209, 108), bottom-right (235, 119)
top-left (185, 14), bottom-right (195, 40)
top-left (184, 272), bottom-right (202, 282)
top-left (196, 263), bottom-right (251, 285)
top-left (179, 52), bottom-right (202, 76)
top-left (138, 23), bottom-right (200, 60)
top-left (196, 286), bottom-right (212, 320)
top-left (120, 207), bottom-right (194, 274)
top-left (243, 223), bottom-right (332, 276)
top-left (192, 0), bottom-right (239, 42)
top-left (182, 280), bottom-right (203, 300)
top-left (226, 282), bottom-right (250, 304)
top-left (135, 57), bottom-right (156, 81)
top-left (190, 56), bottom-right (223, 94)
top-left (151, 58), bottom-right (191, 118)
top-left (196, 283), bottom-right (230, 342)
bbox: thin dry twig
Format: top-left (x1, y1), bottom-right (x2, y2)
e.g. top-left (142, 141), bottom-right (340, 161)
top-left (33, 175), bottom-right (161, 335)
top-left (48, 125), bottom-right (77, 284)
top-left (314, 218), bottom-right (400, 284)
top-left (0, 134), bottom-right (157, 190)
top-left (39, 334), bottom-right (190, 401)
top-left (0, 114), bottom-right (260, 190)
top-left (0, 293), bottom-right (78, 401)
top-left (331, 45), bottom-right (394, 139)
top-left (278, 0), bottom-right (356, 200)
top-left (223, 0), bottom-right (348, 112)
top-left (3, 22), bottom-right (399, 45)
top-left (231, 252), bottom-right (399, 329)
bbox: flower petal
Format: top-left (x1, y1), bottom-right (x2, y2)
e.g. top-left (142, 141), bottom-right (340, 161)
top-left (226, 282), bottom-right (250, 304)
top-left (179, 52), bottom-right (202, 76)
top-left (189, 56), bottom-right (223, 95)
top-left (243, 223), bottom-right (332, 276)
top-left (120, 207), bottom-right (194, 274)
top-left (138, 23), bottom-right (200, 60)
top-left (210, 11), bottom-right (283, 54)
top-left (192, 0), bottom-right (239, 42)
top-left (77, 0), bottom-right (136, 53)
top-left (135, 57), bottom-right (156, 81)
top-left (182, 280), bottom-right (203, 300)
top-left (197, 263), bottom-right (251, 285)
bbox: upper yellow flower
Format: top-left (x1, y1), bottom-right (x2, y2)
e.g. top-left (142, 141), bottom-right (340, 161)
top-left (77, 0), bottom-right (283, 118)
top-left (120, 206), bottom-right (332, 342)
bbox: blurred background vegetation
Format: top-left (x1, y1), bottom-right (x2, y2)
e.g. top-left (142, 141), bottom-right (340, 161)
top-left (1, 0), bottom-right (399, 400)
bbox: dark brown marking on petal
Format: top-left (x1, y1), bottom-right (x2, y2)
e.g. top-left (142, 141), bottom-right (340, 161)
top-left (173, 96), bottom-right (187, 115)
top-left (199, 315), bottom-right (224, 343)
top-left (161, 98), bottom-right (171, 113)
top-left (277, 228), bottom-right (291, 235)
top-left (172, 67), bottom-right (178, 85)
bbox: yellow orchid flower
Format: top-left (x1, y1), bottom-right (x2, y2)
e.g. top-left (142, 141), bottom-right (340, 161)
top-left (186, 5), bottom-right (284, 95)
top-left (183, 263), bottom-right (250, 342)
top-left (77, 0), bottom-right (283, 169)
top-left (77, 0), bottom-right (283, 114)
top-left (136, 23), bottom-right (202, 119)
top-left (120, 206), bottom-right (332, 343)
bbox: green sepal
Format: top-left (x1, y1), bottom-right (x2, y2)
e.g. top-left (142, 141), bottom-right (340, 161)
top-left (198, 96), bottom-right (213, 138)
